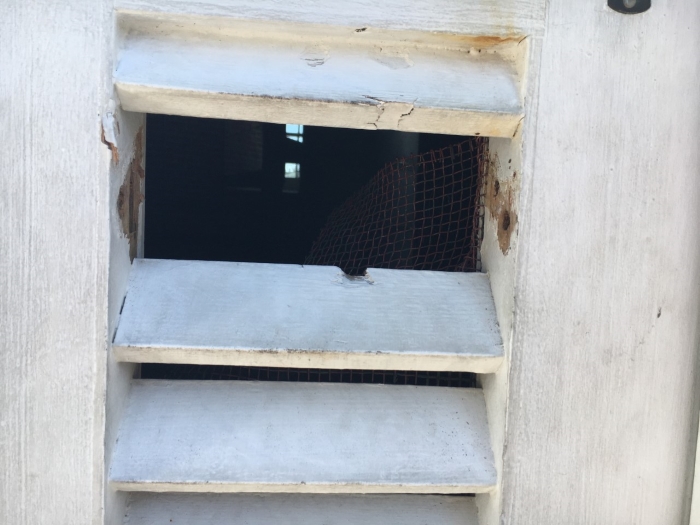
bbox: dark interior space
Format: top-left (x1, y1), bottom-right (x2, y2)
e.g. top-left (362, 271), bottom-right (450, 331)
top-left (142, 115), bottom-right (482, 387)
top-left (141, 364), bottom-right (477, 389)
top-left (144, 114), bottom-right (477, 266)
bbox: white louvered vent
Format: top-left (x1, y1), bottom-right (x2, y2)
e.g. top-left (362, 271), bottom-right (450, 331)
top-left (109, 260), bottom-right (502, 524)
top-left (108, 1), bottom-right (528, 522)
top-left (114, 1), bottom-right (527, 138)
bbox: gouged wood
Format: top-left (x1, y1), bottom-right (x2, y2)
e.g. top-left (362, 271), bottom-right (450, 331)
top-left (113, 259), bottom-right (504, 373)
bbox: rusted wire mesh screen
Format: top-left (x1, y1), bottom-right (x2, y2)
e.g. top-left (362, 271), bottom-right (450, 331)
top-left (305, 138), bottom-right (487, 275)
top-left (141, 364), bottom-right (477, 388)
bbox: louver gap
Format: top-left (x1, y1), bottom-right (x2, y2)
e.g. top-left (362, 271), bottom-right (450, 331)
top-left (141, 364), bottom-right (477, 388)
top-left (138, 116), bottom-right (492, 380)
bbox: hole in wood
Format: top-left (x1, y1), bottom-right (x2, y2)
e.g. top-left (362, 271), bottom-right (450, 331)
top-left (501, 210), bottom-right (511, 232)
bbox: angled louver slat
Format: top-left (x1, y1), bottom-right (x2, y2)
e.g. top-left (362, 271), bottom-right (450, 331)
top-left (124, 493), bottom-right (480, 525)
top-left (113, 259), bottom-right (503, 373)
top-left (109, 380), bottom-right (497, 494)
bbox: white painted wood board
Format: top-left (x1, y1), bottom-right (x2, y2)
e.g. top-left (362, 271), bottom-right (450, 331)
top-left (691, 413), bottom-right (700, 525)
top-left (113, 259), bottom-right (503, 373)
top-left (501, 2), bottom-right (700, 524)
top-left (125, 493), bottom-right (479, 525)
top-left (115, 21), bottom-right (523, 137)
top-left (116, 0), bottom-right (546, 38)
top-left (109, 380), bottom-right (496, 493)
top-left (105, 109), bottom-right (146, 525)
top-left (0, 1), bottom-right (113, 524)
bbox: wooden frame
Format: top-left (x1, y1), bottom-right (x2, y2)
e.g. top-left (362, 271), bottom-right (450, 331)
top-left (115, 8), bottom-right (530, 137)
top-left (108, 3), bottom-right (540, 523)
top-left (4, 2), bottom-right (700, 525)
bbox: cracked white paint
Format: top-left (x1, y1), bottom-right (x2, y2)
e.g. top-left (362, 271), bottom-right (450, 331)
top-left (7, 1), bottom-right (700, 525)
top-left (101, 107), bottom-right (118, 150)
top-left (301, 45), bottom-right (329, 67)
top-left (114, 14), bottom-right (524, 136)
top-left (365, 100), bottom-right (415, 130)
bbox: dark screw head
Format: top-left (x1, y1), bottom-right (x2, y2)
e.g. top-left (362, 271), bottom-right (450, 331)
top-left (608, 0), bottom-right (650, 14)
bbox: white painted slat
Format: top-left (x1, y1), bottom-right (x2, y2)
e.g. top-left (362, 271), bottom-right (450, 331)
top-left (113, 259), bottom-right (503, 373)
top-left (116, 0), bottom-right (546, 37)
top-left (114, 15), bottom-right (524, 137)
top-left (125, 493), bottom-right (479, 525)
top-left (109, 380), bottom-right (497, 493)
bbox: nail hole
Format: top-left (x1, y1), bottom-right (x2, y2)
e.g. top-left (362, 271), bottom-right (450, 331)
top-left (501, 211), bottom-right (511, 231)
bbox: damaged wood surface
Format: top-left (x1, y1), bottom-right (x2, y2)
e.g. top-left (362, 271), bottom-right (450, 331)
top-left (117, 128), bottom-right (144, 261)
top-left (485, 153), bottom-right (517, 255)
top-left (115, 16), bottom-right (524, 137)
top-left (113, 259), bottom-right (504, 373)
top-left (101, 125), bottom-right (119, 164)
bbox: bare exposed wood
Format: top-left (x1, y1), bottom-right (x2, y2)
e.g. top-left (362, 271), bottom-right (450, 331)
top-left (115, 16), bottom-right (524, 137)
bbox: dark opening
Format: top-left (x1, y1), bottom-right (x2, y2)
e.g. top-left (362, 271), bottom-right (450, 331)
top-left (145, 115), bottom-right (484, 271)
top-left (141, 364), bottom-right (477, 389)
top-left (142, 115), bottom-right (485, 386)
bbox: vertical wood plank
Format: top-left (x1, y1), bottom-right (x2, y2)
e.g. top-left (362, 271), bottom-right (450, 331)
top-left (0, 2), bottom-right (112, 524)
top-left (503, 2), bottom-right (700, 524)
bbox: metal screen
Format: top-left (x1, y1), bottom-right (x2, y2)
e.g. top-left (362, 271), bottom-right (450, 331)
top-left (142, 137), bottom-right (486, 386)
top-left (305, 138), bottom-right (486, 275)
top-left (141, 364), bottom-right (477, 388)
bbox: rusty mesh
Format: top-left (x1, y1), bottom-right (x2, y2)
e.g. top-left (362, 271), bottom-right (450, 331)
top-left (305, 138), bottom-right (487, 275)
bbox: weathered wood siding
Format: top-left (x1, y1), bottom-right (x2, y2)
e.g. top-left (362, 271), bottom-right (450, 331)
top-left (2, 1), bottom-right (700, 524)
top-left (503, 1), bottom-right (700, 524)
top-left (0, 1), bottom-right (111, 524)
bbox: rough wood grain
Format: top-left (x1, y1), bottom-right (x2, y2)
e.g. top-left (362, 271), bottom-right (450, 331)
top-left (113, 259), bottom-right (503, 373)
top-left (503, 2), bottom-right (700, 524)
top-left (0, 2), bottom-right (111, 524)
top-left (116, 0), bottom-right (546, 37)
top-left (124, 493), bottom-right (480, 525)
top-left (109, 380), bottom-right (497, 493)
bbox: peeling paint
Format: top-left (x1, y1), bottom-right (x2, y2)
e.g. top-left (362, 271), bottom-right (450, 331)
top-left (371, 49), bottom-right (413, 70)
top-left (441, 34), bottom-right (523, 49)
top-left (301, 45), bottom-right (330, 67)
top-left (484, 153), bottom-right (517, 255)
top-left (101, 112), bottom-right (119, 165)
top-left (362, 96), bottom-right (416, 130)
top-left (117, 128), bottom-right (145, 261)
